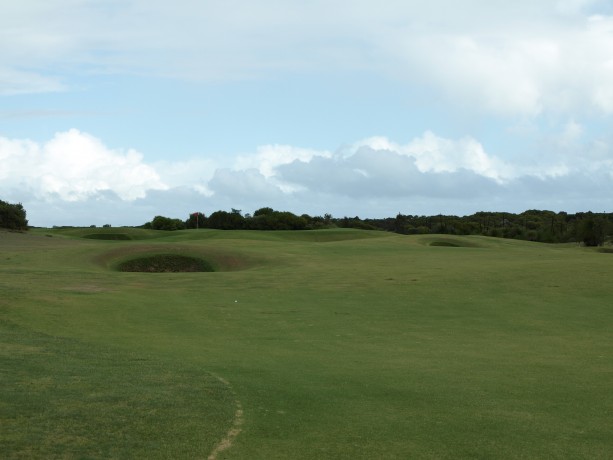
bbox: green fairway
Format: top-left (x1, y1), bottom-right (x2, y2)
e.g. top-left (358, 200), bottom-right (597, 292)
top-left (1, 228), bottom-right (612, 459)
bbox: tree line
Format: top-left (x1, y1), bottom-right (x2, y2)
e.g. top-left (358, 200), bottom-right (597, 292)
top-left (143, 207), bottom-right (612, 246)
top-left (2, 198), bottom-right (608, 246)
top-left (376, 210), bottom-right (610, 246)
top-left (143, 207), bottom-right (324, 232)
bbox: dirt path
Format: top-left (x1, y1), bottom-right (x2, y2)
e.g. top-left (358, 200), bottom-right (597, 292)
top-left (207, 376), bottom-right (244, 460)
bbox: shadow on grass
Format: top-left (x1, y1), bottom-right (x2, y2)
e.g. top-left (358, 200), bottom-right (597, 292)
top-left (117, 254), bottom-right (215, 272)
top-left (82, 233), bottom-right (132, 241)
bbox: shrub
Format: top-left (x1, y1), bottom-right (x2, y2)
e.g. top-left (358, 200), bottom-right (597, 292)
top-left (151, 216), bottom-right (185, 231)
top-left (0, 200), bottom-right (28, 230)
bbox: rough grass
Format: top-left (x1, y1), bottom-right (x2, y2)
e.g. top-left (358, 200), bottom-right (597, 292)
top-left (1, 228), bottom-right (612, 459)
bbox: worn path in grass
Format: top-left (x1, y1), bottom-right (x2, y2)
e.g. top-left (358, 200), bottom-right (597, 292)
top-left (1, 228), bottom-right (612, 458)
top-left (207, 375), bottom-right (245, 460)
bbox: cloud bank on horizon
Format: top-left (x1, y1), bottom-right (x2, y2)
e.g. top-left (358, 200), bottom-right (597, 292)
top-left (2, 0), bottom-right (613, 226)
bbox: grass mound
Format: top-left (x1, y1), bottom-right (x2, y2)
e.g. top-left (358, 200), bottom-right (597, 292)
top-left (38, 227), bottom-right (170, 241)
top-left (273, 228), bottom-right (388, 243)
top-left (83, 233), bottom-right (132, 240)
top-left (117, 254), bottom-right (214, 272)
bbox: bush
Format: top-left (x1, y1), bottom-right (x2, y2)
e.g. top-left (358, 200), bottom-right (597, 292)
top-left (151, 216), bottom-right (185, 231)
top-left (206, 210), bottom-right (245, 230)
top-left (0, 200), bottom-right (28, 230)
top-left (578, 216), bottom-right (606, 247)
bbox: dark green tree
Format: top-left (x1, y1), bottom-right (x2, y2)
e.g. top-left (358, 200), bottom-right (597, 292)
top-left (253, 207), bottom-right (274, 217)
top-left (206, 210), bottom-right (245, 229)
top-left (249, 208), bottom-right (307, 230)
top-left (0, 200), bottom-right (28, 230)
top-left (151, 215), bottom-right (185, 231)
top-left (186, 212), bottom-right (206, 229)
top-left (578, 214), bottom-right (606, 246)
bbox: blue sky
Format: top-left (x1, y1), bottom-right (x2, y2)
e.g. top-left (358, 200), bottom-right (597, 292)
top-left (2, 0), bottom-right (613, 226)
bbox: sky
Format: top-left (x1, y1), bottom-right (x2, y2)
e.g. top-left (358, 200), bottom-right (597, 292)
top-left (2, 0), bottom-right (613, 227)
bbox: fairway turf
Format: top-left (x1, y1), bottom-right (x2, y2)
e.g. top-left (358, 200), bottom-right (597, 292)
top-left (1, 228), bottom-right (612, 458)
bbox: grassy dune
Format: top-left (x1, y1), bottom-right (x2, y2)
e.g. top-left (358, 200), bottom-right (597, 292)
top-left (1, 228), bottom-right (612, 458)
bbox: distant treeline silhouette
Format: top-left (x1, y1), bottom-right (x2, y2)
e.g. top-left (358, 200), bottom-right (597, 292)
top-left (142, 207), bottom-right (612, 247)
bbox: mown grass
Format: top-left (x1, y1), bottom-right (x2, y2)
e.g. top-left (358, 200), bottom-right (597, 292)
top-left (1, 228), bottom-right (612, 458)
top-left (0, 319), bottom-right (235, 459)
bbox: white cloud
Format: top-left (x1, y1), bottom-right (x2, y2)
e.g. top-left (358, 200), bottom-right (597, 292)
top-left (0, 67), bottom-right (65, 95)
top-left (209, 168), bottom-right (280, 198)
top-left (275, 146), bottom-right (500, 200)
top-left (561, 120), bottom-right (584, 144)
top-left (233, 144), bottom-right (332, 193)
top-left (556, 0), bottom-right (603, 15)
top-left (397, 13), bottom-right (613, 116)
top-left (235, 144), bottom-right (332, 178)
top-left (153, 158), bottom-right (217, 196)
top-left (3, 1), bottom-right (613, 118)
top-left (0, 129), bottom-right (167, 202)
top-left (4, 128), bottom-right (613, 226)
top-left (346, 133), bottom-right (514, 182)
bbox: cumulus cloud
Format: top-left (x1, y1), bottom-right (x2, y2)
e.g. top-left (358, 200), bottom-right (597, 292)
top-left (208, 168), bottom-right (283, 200)
top-left (153, 158), bottom-right (217, 196)
top-left (4, 128), bottom-right (613, 226)
top-left (233, 144), bottom-right (332, 193)
top-left (234, 144), bottom-right (332, 178)
top-left (277, 146), bottom-right (500, 200)
top-left (345, 134), bottom-right (514, 182)
top-left (210, 130), bottom-right (613, 213)
top-left (0, 129), bottom-right (167, 202)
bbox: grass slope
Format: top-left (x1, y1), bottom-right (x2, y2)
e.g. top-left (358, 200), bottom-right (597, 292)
top-left (40, 227), bottom-right (171, 241)
top-left (1, 228), bottom-right (612, 459)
